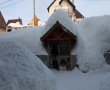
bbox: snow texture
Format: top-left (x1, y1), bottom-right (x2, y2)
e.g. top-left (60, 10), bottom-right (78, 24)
top-left (98, 64), bottom-right (110, 90)
top-left (76, 15), bottom-right (110, 72)
top-left (0, 26), bottom-right (47, 55)
top-left (1, 10), bottom-right (110, 73)
top-left (52, 66), bottom-right (109, 90)
top-left (99, 72), bottom-right (110, 90)
top-left (44, 9), bottom-right (77, 36)
top-left (0, 40), bottom-right (57, 90)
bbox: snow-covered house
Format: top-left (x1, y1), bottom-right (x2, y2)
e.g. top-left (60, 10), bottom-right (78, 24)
top-left (0, 9), bottom-right (110, 72)
top-left (6, 18), bottom-right (23, 32)
top-left (0, 11), bottom-right (6, 33)
top-left (47, 0), bottom-right (84, 23)
top-left (38, 9), bottom-right (78, 70)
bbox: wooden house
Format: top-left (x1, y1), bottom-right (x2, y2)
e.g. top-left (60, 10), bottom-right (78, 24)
top-left (6, 18), bottom-right (23, 32)
top-left (0, 11), bottom-right (6, 33)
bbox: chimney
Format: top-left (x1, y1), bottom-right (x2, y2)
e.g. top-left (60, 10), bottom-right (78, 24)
top-left (72, 0), bottom-right (74, 5)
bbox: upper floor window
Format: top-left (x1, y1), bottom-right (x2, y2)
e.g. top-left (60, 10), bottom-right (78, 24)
top-left (61, 6), bottom-right (68, 12)
top-left (54, 6), bottom-right (59, 12)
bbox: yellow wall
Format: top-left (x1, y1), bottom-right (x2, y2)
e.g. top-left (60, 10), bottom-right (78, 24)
top-left (0, 27), bottom-right (6, 33)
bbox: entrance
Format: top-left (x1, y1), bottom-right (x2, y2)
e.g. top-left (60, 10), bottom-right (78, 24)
top-left (40, 21), bottom-right (77, 70)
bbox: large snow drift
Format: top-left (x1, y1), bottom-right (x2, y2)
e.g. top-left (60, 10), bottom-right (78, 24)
top-left (0, 40), bottom-right (57, 90)
top-left (0, 26), bottom-right (47, 55)
top-left (76, 15), bottom-right (110, 72)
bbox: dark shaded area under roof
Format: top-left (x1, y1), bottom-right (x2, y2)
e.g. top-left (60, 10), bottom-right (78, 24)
top-left (0, 11), bottom-right (6, 29)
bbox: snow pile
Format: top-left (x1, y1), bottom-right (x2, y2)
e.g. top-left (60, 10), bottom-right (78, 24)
top-left (76, 15), bottom-right (110, 72)
top-left (0, 40), bottom-right (57, 90)
top-left (0, 26), bottom-right (47, 55)
top-left (44, 9), bottom-right (77, 36)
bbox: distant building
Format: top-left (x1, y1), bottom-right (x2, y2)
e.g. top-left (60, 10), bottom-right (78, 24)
top-left (6, 18), bottom-right (33, 32)
top-left (47, 0), bottom-right (84, 23)
top-left (7, 17), bottom-right (22, 26)
top-left (28, 15), bottom-right (46, 26)
top-left (6, 23), bottom-right (33, 32)
top-left (0, 11), bottom-right (6, 33)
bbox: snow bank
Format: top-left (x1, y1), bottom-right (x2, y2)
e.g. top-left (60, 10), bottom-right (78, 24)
top-left (0, 26), bottom-right (47, 55)
top-left (44, 9), bottom-right (77, 36)
top-left (76, 15), bottom-right (110, 72)
top-left (0, 40), bottom-right (57, 90)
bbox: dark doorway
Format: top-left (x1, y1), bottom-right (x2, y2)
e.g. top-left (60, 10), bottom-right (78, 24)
top-left (51, 45), bottom-right (59, 56)
top-left (52, 60), bottom-right (58, 70)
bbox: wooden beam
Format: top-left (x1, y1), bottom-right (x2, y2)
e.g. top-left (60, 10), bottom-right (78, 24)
top-left (69, 38), bottom-right (71, 70)
top-left (59, 31), bottom-right (64, 38)
top-left (47, 40), bottom-right (49, 54)
top-left (53, 32), bottom-right (58, 38)
top-left (48, 38), bottom-right (69, 40)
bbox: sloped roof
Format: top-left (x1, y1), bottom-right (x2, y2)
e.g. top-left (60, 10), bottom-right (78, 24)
top-left (0, 11), bottom-right (6, 29)
top-left (47, 0), bottom-right (56, 12)
top-left (28, 15), bottom-right (39, 26)
top-left (75, 9), bottom-right (84, 18)
top-left (7, 18), bottom-right (22, 26)
top-left (41, 21), bottom-right (77, 42)
top-left (47, 0), bottom-right (75, 12)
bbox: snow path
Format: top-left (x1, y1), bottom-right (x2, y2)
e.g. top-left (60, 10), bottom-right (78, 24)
top-left (51, 68), bottom-right (108, 90)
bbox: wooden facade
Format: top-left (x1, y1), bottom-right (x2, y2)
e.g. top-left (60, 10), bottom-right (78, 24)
top-left (41, 21), bottom-right (76, 70)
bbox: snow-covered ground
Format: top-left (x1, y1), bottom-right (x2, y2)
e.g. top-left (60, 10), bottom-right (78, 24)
top-left (51, 64), bottom-right (110, 90)
top-left (0, 9), bottom-right (110, 90)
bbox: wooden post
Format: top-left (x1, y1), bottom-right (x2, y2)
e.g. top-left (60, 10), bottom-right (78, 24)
top-left (33, 0), bottom-right (36, 26)
top-left (47, 40), bottom-right (50, 68)
top-left (47, 40), bottom-right (49, 54)
top-left (69, 38), bottom-right (71, 70)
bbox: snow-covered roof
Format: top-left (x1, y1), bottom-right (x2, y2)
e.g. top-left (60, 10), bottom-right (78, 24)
top-left (41, 21), bottom-right (77, 42)
top-left (43, 9), bottom-right (78, 36)
top-left (8, 22), bottom-right (23, 27)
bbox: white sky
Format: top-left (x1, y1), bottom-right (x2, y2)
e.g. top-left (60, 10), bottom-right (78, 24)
top-left (0, 0), bottom-right (110, 25)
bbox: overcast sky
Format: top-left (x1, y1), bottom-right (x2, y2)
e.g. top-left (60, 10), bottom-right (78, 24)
top-left (0, 0), bottom-right (110, 25)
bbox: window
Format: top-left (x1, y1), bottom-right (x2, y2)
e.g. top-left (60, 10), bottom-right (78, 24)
top-left (61, 6), bottom-right (68, 12)
top-left (54, 6), bottom-right (59, 12)
top-left (7, 29), bottom-right (12, 32)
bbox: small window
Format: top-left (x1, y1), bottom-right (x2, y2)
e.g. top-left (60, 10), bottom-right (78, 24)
top-left (54, 6), bottom-right (59, 12)
top-left (7, 29), bottom-right (12, 32)
top-left (61, 6), bottom-right (68, 12)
